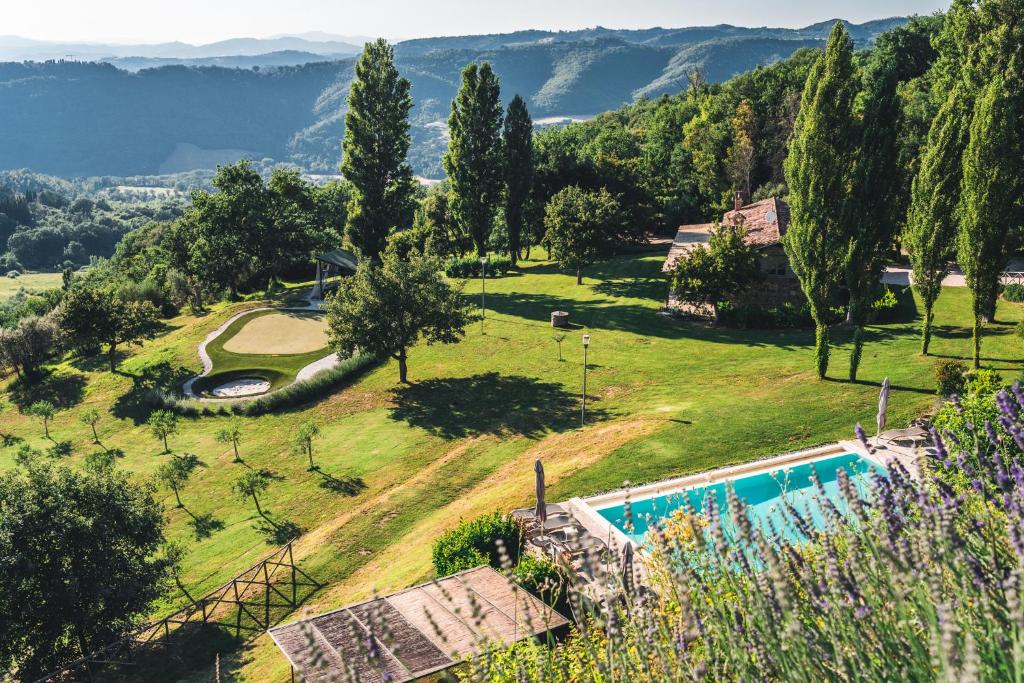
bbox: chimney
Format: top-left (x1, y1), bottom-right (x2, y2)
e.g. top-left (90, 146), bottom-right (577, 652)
top-left (734, 190), bottom-right (745, 212)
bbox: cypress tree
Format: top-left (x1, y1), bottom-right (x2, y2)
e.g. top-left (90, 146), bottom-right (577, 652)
top-left (502, 94), bottom-right (533, 266)
top-left (342, 39), bottom-right (415, 261)
top-left (845, 33), bottom-right (917, 381)
top-left (904, 86), bottom-right (970, 355)
top-left (782, 23), bottom-right (858, 379)
top-left (958, 72), bottom-right (1018, 369)
top-left (444, 63), bottom-right (504, 257)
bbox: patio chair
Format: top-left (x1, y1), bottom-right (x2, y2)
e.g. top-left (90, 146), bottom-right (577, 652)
top-left (877, 424), bottom-right (929, 449)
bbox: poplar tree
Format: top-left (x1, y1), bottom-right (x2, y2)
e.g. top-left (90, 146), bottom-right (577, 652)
top-left (502, 94), bottom-right (533, 266)
top-left (444, 63), bottom-right (504, 257)
top-left (904, 86), bottom-right (970, 355)
top-left (845, 33), bottom-right (912, 381)
top-left (726, 99), bottom-right (756, 200)
top-left (342, 39), bottom-right (415, 260)
top-left (958, 73), bottom-right (1018, 368)
top-left (782, 23), bottom-right (857, 379)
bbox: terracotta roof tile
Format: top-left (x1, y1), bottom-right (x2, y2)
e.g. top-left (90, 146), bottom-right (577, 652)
top-left (662, 197), bottom-right (789, 273)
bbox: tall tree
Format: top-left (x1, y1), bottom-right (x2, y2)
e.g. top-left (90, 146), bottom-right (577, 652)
top-left (782, 23), bottom-right (858, 379)
top-left (904, 86), bottom-right (971, 355)
top-left (958, 73), bottom-right (1019, 368)
top-left (342, 39), bottom-right (415, 261)
top-left (0, 461), bottom-right (171, 679)
top-left (502, 95), bottom-right (533, 265)
top-left (726, 99), bottom-right (756, 200)
top-left (59, 287), bottom-right (157, 372)
top-left (444, 62), bottom-right (504, 257)
top-left (845, 30), bottom-right (912, 381)
top-left (326, 246), bottom-right (471, 383)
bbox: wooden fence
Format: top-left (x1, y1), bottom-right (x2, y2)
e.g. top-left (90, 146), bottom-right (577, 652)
top-left (33, 539), bottom-right (319, 682)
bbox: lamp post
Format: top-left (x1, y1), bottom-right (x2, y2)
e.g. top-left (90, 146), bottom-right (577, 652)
top-left (581, 334), bottom-right (591, 427)
top-left (479, 256), bottom-right (488, 335)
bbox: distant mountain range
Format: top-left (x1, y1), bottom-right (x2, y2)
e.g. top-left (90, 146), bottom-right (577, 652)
top-left (0, 19), bottom-right (910, 179)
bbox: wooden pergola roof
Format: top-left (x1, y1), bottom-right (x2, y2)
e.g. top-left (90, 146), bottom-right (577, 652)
top-left (268, 566), bottom-right (568, 682)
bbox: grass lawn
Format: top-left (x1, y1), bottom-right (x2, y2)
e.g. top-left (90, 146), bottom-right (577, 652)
top-left (191, 309), bottom-right (331, 395)
top-left (0, 271), bottom-right (63, 299)
top-left (1, 251), bottom-right (1022, 681)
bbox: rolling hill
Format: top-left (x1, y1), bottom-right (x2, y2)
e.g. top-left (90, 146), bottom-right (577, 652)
top-left (0, 19), bottom-right (909, 179)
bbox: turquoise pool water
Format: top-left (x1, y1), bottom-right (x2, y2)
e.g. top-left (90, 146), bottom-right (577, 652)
top-left (595, 452), bottom-right (884, 545)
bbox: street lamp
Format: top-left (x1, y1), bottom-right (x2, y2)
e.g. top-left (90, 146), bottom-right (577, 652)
top-left (581, 334), bottom-right (591, 427)
top-left (479, 256), bottom-right (488, 334)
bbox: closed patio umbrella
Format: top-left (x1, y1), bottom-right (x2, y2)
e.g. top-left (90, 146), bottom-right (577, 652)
top-left (535, 460), bottom-right (547, 528)
top-left (620, 542), bottom-right (634, 595)
top-left (877, 377), bottom-right (891, 439)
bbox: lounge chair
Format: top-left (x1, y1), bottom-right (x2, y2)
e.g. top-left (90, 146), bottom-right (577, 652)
top-left (877, 425), bottom-right (929, 449)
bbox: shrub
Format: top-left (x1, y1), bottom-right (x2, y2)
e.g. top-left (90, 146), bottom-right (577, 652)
top-left (964, 368), bottom-right (1003, 396)
top-left (444, 255), bottom-right (513, 278)
top-left (716, 301), bottom-right (813, 329)
top-left (513, 554), bottom-right (566, 612)
top-left (431, 511), bottom-right (523, 576)
top-left (935, 358), bottom-right (967, 397)
top-left (151, 353), bottom-right (378, 417)
top-left (1003, 283), bottom-right (1024, 302)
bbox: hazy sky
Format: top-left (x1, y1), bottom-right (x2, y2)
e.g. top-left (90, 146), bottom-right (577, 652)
top-left (9, 0), bottom-right (950, 44)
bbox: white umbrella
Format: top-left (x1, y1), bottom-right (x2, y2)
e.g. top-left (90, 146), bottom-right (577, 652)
top-left (877, 377), bottom-right (891, 438)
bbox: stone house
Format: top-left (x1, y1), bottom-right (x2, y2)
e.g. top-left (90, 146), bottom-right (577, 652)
top-left (662, 193), bottom-right (803, 309)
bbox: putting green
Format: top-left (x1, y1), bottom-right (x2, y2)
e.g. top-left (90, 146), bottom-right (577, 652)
top-left (222, 312), bottom-right (329, 355)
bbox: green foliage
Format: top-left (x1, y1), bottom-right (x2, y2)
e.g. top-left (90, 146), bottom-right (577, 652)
top-left (543, 186), bottom-right (626, 284)
top-left (444, 62), bottom-right (504, 256)
top-left (146, 409), bottom-right (178, 453)
top-left (215, 421), bottom-right (243, 462)
top-left (342, 39), bottom-right (416, 260)
top-left (513, 554), bottom-right (566, 611)
top-left (0, 313), bottom-right (60, 381)
top-left (293, 420), bottom-right (322, 470)
top-left (669, 224), bottom-right (763, 323)
top-left (935, 358), bottom-right (968, 397)
top-left (443, 255), bottom-right (513, 278)
top-left (326, 247), bottom-right (471, 383)
top-left (79, 407), bottom-right (101, 443)
top-left (782, 22), bottom-right (858, 379)
top-left (1004, 284), bottom-right (1024, 303)
top-left (716, 300), bottom-right (813, 329)
top-left (431, 511), bottom-right (523, 576)
top-left (59, 285), bottom-right (158, 371)
top-left (233, 470), bottom-right (271, 516)
top-left (156, 455), bottom-right (194, 507)
top-left (957, 73), bottom-right (1019, 369)
top-left (503, 95), bottom-right (534, 265)
top-left (904, 86), bottom-right (970, 354)
top-left (0, 460), bottom-right (171, 679)
top-left (27, 399), bottom-right (56, 438)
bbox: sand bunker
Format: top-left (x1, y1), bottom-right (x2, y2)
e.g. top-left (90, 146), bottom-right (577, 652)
top-left (222, 313), bottom-right (329, 355)
top-left (211, 377), bottom-right (271, 397)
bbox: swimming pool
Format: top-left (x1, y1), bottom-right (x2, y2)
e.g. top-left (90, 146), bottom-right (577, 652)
top-left (594, 452), bottom-right (884, 545)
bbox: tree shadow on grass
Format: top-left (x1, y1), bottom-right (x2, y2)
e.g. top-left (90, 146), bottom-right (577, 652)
top-left (7, 370), bottom-right (86, 410)
top-left (255, 515), bottom-right (302, 545)
top-left (590, 275), bottom-right (667, 302)
top-left (112, 360), bottom-right (194, 424)
top-left (318, 471), bottom-right (367, 496)
top-left (186, 511), bottom-right (226, 540)
top-left (390, 372), bottom-right (605, 439)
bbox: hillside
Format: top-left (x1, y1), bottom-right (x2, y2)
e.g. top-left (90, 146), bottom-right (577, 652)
top-left (1, 252), bottom-right (1020, 680)
top-left (0, 19), bottom-right (907, 179)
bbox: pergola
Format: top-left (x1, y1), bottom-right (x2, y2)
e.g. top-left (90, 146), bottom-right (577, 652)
top-left (268, 566), bottom-right (568, 682)
top-left (313, 248), bottom-right (358, 299)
